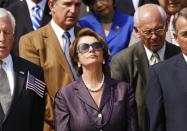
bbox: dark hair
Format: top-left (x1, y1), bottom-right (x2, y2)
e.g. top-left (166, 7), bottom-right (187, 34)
top-left (173, 7), bottom-right (187, 32)
top-left (70, 28), bottom-right (111, 77)
top-left (82, 0), bottom-right (115, 6)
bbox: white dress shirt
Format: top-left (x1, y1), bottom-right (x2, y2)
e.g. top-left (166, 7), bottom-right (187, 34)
top-left (2, 54), bottom-right (14, 96)
top-left (50, 19), bottom-right (75, 51)
top-left (183, 54), bottom-right (187, 63)
top-left (132, 0), bottom-right (139, 11)
top-left (144, 43), bottom-right (166, 66)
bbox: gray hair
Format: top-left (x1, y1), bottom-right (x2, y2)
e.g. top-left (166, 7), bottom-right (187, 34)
top-left (134, 4), bottom-right (167, 27)
top-left (0, 8), bottom-right (16, 33)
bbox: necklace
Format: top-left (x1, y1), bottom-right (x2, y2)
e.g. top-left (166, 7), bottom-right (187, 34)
top-left (82, 74), bottom-right (105, 92)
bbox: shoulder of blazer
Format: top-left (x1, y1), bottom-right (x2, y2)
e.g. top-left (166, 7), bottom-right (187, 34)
top-left (113, 42), bottom-right (145, 62)
top-left (165, 41), bottom-right (181, 59)
top-left (21, 23), bottom-right (51, 38)
top-left (12, 54), bottom-right (44, 80)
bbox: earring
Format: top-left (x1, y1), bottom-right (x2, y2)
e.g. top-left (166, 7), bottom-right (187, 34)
top-left (78, 63), bottom-right (81, 67)
top-left (102, 60), bottom-right (105, 64)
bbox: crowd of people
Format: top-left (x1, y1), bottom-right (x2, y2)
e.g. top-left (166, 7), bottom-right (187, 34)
top-left (0, 0), bottom-right (187, 131)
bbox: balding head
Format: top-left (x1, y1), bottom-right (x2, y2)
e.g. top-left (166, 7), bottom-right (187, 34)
top-left (134, 4), bottom-right (166, 27)
top-left (134, 4), bottom-right (168, 52)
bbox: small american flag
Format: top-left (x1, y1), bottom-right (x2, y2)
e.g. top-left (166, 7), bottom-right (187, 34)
top-left (26, 71), bottom-right (46, 98)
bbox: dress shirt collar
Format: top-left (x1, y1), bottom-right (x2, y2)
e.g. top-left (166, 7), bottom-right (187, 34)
top-left (50, 19), bottom-right (75, 43)
top-left (1, 54), bottom-right (14, 95)
top-left (182, 54), bottom-right (187, 63)
top-left (26, 0), bottom-right (47, 11)
top-left (144, 42), bottom-right (166, 65)
top-left (1, 54), bottom-right (12, 67)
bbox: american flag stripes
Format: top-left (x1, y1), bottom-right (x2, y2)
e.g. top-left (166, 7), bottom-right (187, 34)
top-left (26, 72), bottom-right (46, 98)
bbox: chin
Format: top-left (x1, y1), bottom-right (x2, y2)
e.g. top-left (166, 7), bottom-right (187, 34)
top-left (0, 53), bottom-right (9, 59)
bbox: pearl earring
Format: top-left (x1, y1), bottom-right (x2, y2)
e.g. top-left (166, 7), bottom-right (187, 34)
top-left (78, 63), bottom-right (81, 67)
top-left (102, 60), bottom-right (105, 64)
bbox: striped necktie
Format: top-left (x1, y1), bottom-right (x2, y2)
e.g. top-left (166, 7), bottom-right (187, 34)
top-left (0, 60), bottom-right (11, 115)
top-left (32, 5), bottom-right (41, 30)
top-left (150, 52), bottom-right (160, 65)
top-left (63, 32), bottom-right (78, 80)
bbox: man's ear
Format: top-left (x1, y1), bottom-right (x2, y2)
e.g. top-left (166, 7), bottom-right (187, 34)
top-left (48, 0), bottom-right (55, 13)
top-left (134, 27), bottom-right (141, 38)
top-left (173, 31), bottom-right (178, 42)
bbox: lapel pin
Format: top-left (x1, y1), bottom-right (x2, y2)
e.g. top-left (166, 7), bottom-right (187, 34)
top-left (19, 71), bottom-right (25, 75)
top-left (115, 26), bottom-right (120, 31)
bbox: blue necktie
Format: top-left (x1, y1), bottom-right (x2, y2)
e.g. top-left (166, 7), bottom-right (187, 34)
top-left (63, 32), bottom-right (78, 80)
top-left (32, 5), bottom-right (41, 30)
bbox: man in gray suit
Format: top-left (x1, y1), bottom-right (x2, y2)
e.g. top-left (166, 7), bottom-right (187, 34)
top-left (111, 4), bottom-right (180, 131)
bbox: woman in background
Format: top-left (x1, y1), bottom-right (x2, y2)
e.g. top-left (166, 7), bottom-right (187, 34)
top-left (55, 28), bottom-right (138, 131)
top-left (79, 0), bottom-right (134, 56)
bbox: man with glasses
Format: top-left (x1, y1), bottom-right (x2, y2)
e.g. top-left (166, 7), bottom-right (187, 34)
top-left (111, 4), bottom-right (180, 131)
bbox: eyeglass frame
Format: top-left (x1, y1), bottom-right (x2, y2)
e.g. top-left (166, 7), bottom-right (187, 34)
top-left (76, 42), bottom-right (104, 54)
top-left (137, 26), bottom-right (166, 38)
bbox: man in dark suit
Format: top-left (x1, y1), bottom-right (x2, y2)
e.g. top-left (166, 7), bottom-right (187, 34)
top-left (111, 4), bottom-right (181, 131)
top-left (115, 0), bottom-right (159, 16)
top-left (6, 0), bottom-right (51, 54)
top-left (19, 0), bottom-right (81, 130)
top-left (145, 7), bottom-right (187, 131)
top-left (0, 8), bottom-right (45, 131)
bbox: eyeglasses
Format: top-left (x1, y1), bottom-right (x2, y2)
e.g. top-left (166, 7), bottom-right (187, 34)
top-left (139, 27), bottom-right (165, 38)
top-left (76, 42), bottom-right (104, 54)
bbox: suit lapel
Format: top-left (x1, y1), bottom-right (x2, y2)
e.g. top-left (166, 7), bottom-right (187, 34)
top-left (99, 77), bottom-right (112, 109)
top-left (75, 77), bottom-right (112, 111)
top-left (43, 24), bottom-right (74, 81)
top-left (106, 10), bottom-right (123, 42)
top-left (174, 54), bottom-right (187, 92)
top-left (89, 14), bottom-right (106, 40)
top-left (135, 43), bottom-right (149, 86)
top-left (74, 77), bottom-right (98, 110)
top-left (21, 1), bottom-right (33, 31)
top-left (41, 2), bottom-right (51, 26)
top-left (0, 104), bottom-right (4, 124)
top-left (175, 54), bottom-right (187, 69)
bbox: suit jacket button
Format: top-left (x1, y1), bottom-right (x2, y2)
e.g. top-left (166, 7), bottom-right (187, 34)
top-left (98, 113), bottom-right (102, 118)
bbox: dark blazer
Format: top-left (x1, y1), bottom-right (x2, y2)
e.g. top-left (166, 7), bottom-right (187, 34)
top-left (0, 54), bottom-right (45, 131)
top-left (7, 0), bottom-right (51, 54)
top-left (115, 0), bottom-right (159, 16)
top-left (0, 0), bottom-right (18, 8)
top-left (55, 77), bottom-right (138, 131)
top-left (145, 53), bottom-right (187, 131)
top-left (111, 42), bottom-right (181, 131)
